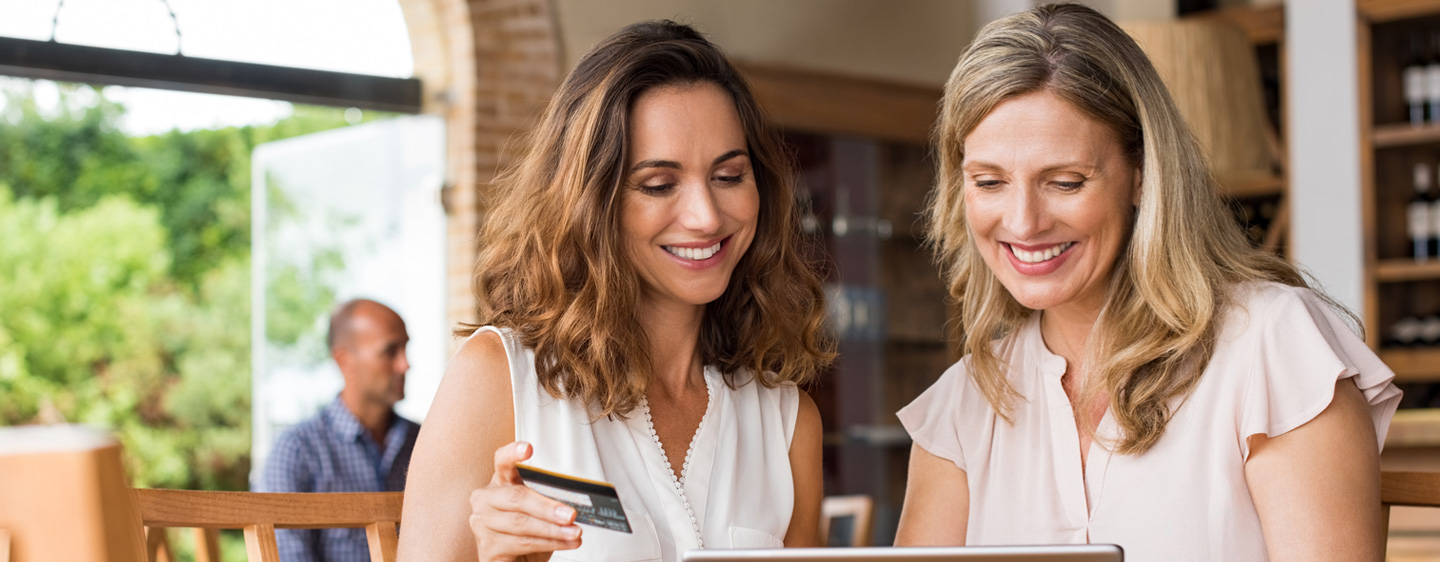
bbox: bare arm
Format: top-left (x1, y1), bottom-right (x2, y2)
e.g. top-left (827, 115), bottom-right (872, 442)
top-left (1245, 378), bottom-right (1383, 562)
top-left (398, 331), bottom-right (579, 562)
top-left (894, 443), bottom-right (969, 546)
top-left (783, 390), bottom-right (823, 547)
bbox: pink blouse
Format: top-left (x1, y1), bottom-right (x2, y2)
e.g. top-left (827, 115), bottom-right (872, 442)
top-left (898, 282), bottom-right (1402, 561)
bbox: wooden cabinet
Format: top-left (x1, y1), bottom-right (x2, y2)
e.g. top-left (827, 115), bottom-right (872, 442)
top-left (741, 63), bottom-right (948, 545)
top-left (1357, 5), bottom-right (1440, 557)
top-left (1359, 0), bottom-right (1440, 384)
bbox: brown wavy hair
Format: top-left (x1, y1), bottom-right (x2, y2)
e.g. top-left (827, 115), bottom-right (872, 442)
top-left (459, 20), bottom-right (835, 418)
top-left (928, 4), bottom-right (1335, 454)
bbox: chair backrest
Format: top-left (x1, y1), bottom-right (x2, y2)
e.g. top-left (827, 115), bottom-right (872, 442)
top-left (819, 495), bottom-right (874, 547)
top-left (1383, 471), bottom-right (1440, 511)
top-left (1381, 471), bottom-right (1440, 560)
top-left (134, 489), bottom-right (404, 562)
top-left (0, 425), bottom-right (147, 562)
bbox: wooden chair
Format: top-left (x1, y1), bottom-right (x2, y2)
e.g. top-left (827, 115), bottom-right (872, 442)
top-left (818, 495), bottom-right (873, 547)
top-left (1382, 471), bottom-right (1440, 560)
top-left (134, 489), bottom-right (404, 562)
top-left (0, 425), bottom-right (147, 562)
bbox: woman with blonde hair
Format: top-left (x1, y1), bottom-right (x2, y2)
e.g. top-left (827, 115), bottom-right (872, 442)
top-left (896, 4), bottom-right (1400, 560)
top-left (398, 20), bottom-right (834, 562)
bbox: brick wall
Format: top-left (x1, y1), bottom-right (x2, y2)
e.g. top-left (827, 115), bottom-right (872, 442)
top-left (401, 0), bottom-right (562, 345)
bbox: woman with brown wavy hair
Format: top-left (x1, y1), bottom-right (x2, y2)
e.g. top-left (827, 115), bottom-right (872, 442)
top-left (398, 20), bottom-right (834, 562)
top-left (896, 4), bottom-right (1399, 561)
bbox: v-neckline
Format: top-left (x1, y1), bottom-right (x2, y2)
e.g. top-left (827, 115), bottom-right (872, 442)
top-left (1033, 319), bottom-right (1116, 524)
top-left (639, 370), bottom-right (714, 486)
top-left (634, 366), bottom-right (717, 549)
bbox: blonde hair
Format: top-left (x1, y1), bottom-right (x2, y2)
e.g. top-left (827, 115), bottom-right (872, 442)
top-left (929, 3), bottom-right (1320, 454)
top-left (460, 21), bottom-right (834, 418)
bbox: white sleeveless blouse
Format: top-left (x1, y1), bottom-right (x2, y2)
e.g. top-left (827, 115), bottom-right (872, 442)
top-left (479, 326), bottom-right (800, 562)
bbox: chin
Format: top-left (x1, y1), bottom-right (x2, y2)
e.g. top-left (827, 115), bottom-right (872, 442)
top-left (1001, 284), bottom-right (1067, 311)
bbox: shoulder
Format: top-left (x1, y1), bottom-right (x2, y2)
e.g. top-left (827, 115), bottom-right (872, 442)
top-left (1220, 281), bottom-right (1358, 344)
top-left (795, 389), bottom-right (820, 433)
top-left (412, 326), bottom-right (520, 472)
top-left (1227, 281), bottom-right (1341, 322)
top-left (449, 326), bottom-right (516, 391)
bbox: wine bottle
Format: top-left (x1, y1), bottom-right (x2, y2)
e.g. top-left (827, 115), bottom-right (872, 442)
top-left (1392, 316), bottom-right (1424, 347)
top-left (1412, 162), bottom-right (1433, 261)
top-left (1426, 32), bottom-right (1440, 122)
top-left (1431, 162), bottom-right (1440, 258)
top-left (1421, 315), bottom-right (1440, 348)
top-left (1408, 34), bottom-right (1429, 125)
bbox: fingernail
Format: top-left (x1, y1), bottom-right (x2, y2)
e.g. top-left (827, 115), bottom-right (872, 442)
top-left (555, 505), bottom-right (574, 521)
top-left (564, 526), bottom-right (580, 539)
top-left (515, 442), bottom-right (527, 456)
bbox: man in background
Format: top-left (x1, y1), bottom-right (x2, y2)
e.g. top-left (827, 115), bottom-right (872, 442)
top-left (260, 298), bottom-right (420, 562)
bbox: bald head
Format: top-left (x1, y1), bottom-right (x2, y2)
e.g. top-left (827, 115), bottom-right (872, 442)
top-left (329, 299), bottom-right (401, 352)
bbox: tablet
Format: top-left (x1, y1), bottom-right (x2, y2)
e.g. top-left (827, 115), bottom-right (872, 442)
top-left (682, 545), bottom-right (1123, 562)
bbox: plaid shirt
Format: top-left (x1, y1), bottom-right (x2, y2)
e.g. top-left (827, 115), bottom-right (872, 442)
top-left (259, 397), bottom-right (420, 562)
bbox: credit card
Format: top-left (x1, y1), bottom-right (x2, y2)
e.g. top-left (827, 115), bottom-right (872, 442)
top-left (516, 464), bottom-right (632, 533)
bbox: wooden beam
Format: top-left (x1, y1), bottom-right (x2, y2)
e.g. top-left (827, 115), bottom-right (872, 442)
top-left (1361, 0), bottom-right (1440, 23)
top-left (1187, 4), bottom-right (1285, 45)
top-left (0, 36), bottom-right (421, 114)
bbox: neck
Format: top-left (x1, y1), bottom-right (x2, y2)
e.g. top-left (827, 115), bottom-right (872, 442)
top-left (1039, 303), bottom-right (1103, 376)
top-left (339, 391), bottom-right (392, 444)
top-left (636, 295), bottom-right (706, 398)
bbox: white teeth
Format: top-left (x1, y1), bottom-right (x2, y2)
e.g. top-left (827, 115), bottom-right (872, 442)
top-left (1011, 242), bottom-right (1073, 264)
top-left (664, 242), bottom-right (722, 261)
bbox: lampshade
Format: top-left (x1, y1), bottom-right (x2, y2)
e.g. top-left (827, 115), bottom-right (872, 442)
top-left (1122, 19), bottom-right (1280, 196)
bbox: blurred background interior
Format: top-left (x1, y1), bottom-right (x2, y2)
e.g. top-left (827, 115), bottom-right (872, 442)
top-left (6, 0), bottom-right (1440, 559)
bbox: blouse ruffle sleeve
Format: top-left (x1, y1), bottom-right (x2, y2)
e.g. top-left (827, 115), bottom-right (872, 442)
top-left (1238, 285), bottom-right (1402, 460)
top-left (897, 362), bottom-right (970, 471)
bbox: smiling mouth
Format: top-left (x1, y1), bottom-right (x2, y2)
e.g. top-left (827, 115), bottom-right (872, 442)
top-left (1007, 242), bottom-right (1074, 264)
top-left (663, 239), bottom-right (724, 261)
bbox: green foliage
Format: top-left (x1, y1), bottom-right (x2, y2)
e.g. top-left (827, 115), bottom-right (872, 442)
top-left (0, 81), bottom-right (374, 494)
top-left (0, 84), bottom-right (357, 286)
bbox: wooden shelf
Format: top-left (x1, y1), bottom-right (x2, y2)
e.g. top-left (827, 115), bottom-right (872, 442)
top-left (1219, 170), bottom-right (1285, 199)
top-left (1382, 348), bottom-right (1440, 381)
top-left (1187, 4), bottom-right (1284, 45)
top-left (1388, 408), bottom-right (1440, 447)
top-left (1373, 122), bottom-right (1440, 148)
top-left (1377, 260), bottom-right (1440, 282)
top-left (1362, 0), bottom-right (1440, 23)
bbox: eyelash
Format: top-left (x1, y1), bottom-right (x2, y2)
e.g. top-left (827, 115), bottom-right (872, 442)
top-left (970, 179), bottom-right (1085, 190)
top-left (638, 184), bottom-right (673, 196)
top-left (636, 173), bottom-right (748, 195)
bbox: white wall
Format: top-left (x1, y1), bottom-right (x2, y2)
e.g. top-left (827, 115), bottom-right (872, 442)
top-left (1286, 0), bottom-right (1365, 313)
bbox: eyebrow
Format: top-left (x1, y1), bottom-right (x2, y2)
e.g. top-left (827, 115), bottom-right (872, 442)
top-left (962, 159), bottom-right (1100, 175)
top-left (628, 149), bottom-right (750, 175)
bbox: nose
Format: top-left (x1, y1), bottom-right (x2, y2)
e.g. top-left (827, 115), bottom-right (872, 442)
top-left (396, 348), bottom-right (410, 375)
top-left (677, 181), bottom-right (722, 234)
top-left (1002, 185), bottom-right (1049, 239)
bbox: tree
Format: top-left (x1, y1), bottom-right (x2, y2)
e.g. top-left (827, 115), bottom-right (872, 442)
top-left (0, 80), bottom-right (370, 495)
